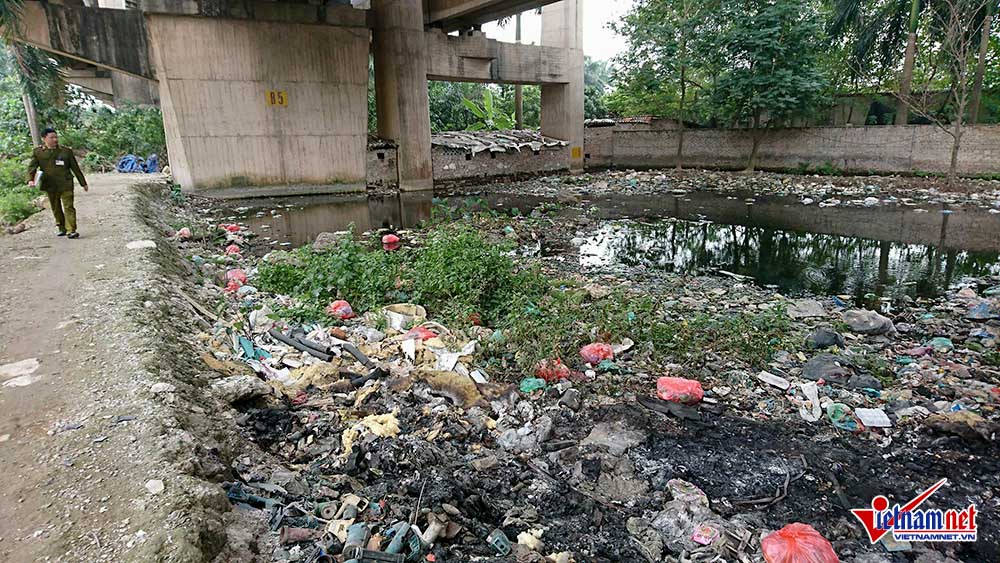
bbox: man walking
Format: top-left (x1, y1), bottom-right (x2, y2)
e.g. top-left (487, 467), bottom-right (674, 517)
top-left (27, 127), bottom-right (88, 238)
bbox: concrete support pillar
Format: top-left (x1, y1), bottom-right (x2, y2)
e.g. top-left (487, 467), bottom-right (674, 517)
top-left (146, 14), bottom-right (369, 194)
top-left (540, 0), bottom-right (584, 172)
top-left (373, 0), bottom-right (434, 191)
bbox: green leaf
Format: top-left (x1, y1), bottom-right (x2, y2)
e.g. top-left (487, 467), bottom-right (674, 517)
top-left (461, 97), bottom-right (486, 119)
top-left (483, 88), bottom-right (494, 116)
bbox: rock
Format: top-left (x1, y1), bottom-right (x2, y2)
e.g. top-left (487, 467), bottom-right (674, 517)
top-left (145, 479), bottom-right (165, 495)
top-left (802, 354), bottom-right (854, 385)
top-left (312, 232), bottom-right (343, 252)
top-left (0, 358), bottom-right (40, 381)
top-left (471, 455), bottom-right (499, 472)
top-left (441, 503), bottom-right (461, 516)
top-left (581, 421), bottom-right (646, 456)
top-left (497, 416), bottom-right (554, 453)
top-left (516, 529), bottom-right (545, 552)
top-left (805, 327), bottom-right (845, 349)
top-left (594, 455), bottom-right (649, 503)
top-left (211, 375), bottom-right (270, 403)
top-left (843, 309), bottom-right (895, 335)
top-left (150, 382), bottom-right (176, 394)
top-left (558, 388), bottom-right (581, 411)
top-left (924, 410), bottom-right (997, 441)
top-left (126, 240), bottom-right (157, 250)
top-left (787, 298), bottom-right (826, 319)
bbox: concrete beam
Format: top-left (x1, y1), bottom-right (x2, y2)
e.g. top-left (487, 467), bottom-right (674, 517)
top-left (425, 0), bottom-right (560, 32)
top-left (137, 0), bottom-right (365, 26)
top-left (424, 29), bottom-right (569, 84)
top-left (111, 72), bottom-right (159, 106)
top-left (15, 1), bottom-right (154, 79)
top-left (68, 75), bottom-right (114, 95)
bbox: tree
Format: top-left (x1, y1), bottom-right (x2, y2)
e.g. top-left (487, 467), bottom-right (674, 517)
top-left (899, 0), bottom-right (989, 184)
top-left (608, 0), bottom-right (722, 164)
top-left (969, 0), bottom-right (995, 123)
top-left (713, 0), bottom-right (828, 171)
top-left (583, 57), bottom-right (611, 119)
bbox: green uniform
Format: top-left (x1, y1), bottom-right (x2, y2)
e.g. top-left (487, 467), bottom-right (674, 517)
top-left (27, 145), bottom-right (87, 234)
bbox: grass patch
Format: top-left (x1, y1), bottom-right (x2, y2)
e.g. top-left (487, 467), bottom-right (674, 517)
top-left (256, 226), bottom-right (792, 375)
top-left (0, 188), bottom-right (37, 225)
top-left (0, 156), bottom-right (41, 226)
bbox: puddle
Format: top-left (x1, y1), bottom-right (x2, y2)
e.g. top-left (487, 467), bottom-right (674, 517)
top-left (230, 193), bottom-right (435, 248)
top-left (574, 191), bottom-right (1000, 302)
top-left (229, 189), bottom-right (1000, 301)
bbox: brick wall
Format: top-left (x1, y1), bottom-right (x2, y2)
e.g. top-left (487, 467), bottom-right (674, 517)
top-left (367, 145), bottom-right (571, 186)
top-left (589, 124), bottom-right (1000, 175)
top-left (366, 124), bottom-right (1000, 187)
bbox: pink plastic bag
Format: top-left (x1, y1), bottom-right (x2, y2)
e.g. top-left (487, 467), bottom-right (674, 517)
top-left (761, 523), bottom-right (839, 563)
top-left (656, 377), bottom-right (704, 405)
top-left (382, 234), bottom-right (402, 251)
top-left (226, 269), bottom-right (248, 284)
top-left (535, 359), bottom-right (572, 383)
top-left (175, 227), bottom-right (192, 240)
top-left (224, 244), bottom-right (241, 256)
top-left (580, 343), bottom-right (614, 364)
top-left (326, 300), bottom-right (356, 319)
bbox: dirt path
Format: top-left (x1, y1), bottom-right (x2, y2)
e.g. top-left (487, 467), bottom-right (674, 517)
top-left (0, 174), bottom-right (220, 563)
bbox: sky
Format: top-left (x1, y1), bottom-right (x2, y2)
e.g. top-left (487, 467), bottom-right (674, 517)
top-left (480, 1), bottom-right (636, 63)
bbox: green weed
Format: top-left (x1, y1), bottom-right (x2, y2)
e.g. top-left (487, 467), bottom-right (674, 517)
top-left (0, 188), bottom-right (37, 225)
top-left (255, 226), bottom-right (793, 375)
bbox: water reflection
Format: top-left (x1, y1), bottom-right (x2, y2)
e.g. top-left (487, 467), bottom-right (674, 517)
top-left (238, 193), bottom-right (434, 247)
top-left (580, 219), bottom-right (1000, 302)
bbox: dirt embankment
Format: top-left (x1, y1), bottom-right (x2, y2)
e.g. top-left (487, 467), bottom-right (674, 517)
top-left (0, 178), bottom-right (259, 563)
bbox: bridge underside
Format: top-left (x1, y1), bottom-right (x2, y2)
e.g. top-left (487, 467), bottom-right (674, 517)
top-left (7, 0), bottom-right (583, 194)
top-left (424, 0), bottom-right (561, 32)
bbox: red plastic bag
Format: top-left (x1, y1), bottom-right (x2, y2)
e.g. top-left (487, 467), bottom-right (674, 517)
top-left (226, 269), bottom-right (248, 284)
top-left (761, 523), bottom-right (839, 563)
top-left (219, 223), bottom-right (241, 233)
top-left (403, 326), bottom-right (438, 341)
top-left (656, 377), bottom-right (704, 405)
top-left (535, 359), bottom-right (573, 383)
top-left (224, 279), bottom-right (243, 294)
top-left (382, 234), bottom-right (402, 251)
top-left (326, 300), bottom-right (356, 320)
top-left (580, 343), bottom-right (614, 364)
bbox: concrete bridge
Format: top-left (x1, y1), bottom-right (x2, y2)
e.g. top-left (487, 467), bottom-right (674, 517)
top-left (8, 0), bottom-right (583, 195)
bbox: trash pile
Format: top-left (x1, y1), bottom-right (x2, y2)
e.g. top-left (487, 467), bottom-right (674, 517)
top-left (498, 169), bottom-right (1000, 212)
top-left (163, 193), bottom-right (999, 563)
